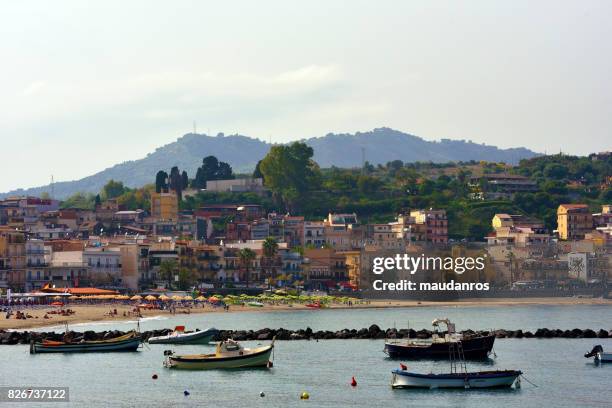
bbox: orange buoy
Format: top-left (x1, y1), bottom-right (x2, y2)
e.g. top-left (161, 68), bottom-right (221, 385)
top-left (350, 376), bottom-right (357, 387)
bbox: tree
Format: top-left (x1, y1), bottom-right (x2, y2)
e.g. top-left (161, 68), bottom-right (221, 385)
top-left (543, 163), bottom-right (568, 180)
top-left (169, 166), bottom-right (184, 200)
top-left (253, 160), bottom-right (263, 178)
top-left (239, 248), bottom-right (257, 287)
top-left (178, 267), bottom-right (196, 291)
top-left (601, 188), bottom-right (612, 202)
top-left (542, 180), bottom-right (568, 195)
top-left (192, 156), bottom-right (234, 188)
top-left (60, 192), bottom-right (96, 210)
top-left (357, 175), bottom-right (381, 194)
top-left (262, 237), bottom-right (279, 288)
top-left (259, 142), bottom-right (321, 212)
top-left (155, 171), bottom-right (168, 193)
top-left (181, 171), bottom-right (189, 189)
top-left (159, 259), bottom-right (177, 289)
top-left (102, 179), bottom-right (127, 199)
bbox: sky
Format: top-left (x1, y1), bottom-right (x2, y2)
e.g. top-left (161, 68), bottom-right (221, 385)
top-left (1, 0), bottom-right (611, 192)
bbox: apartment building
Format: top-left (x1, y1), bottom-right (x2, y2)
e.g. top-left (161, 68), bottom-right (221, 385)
top-left (557, 204), bottom-right (593, 240)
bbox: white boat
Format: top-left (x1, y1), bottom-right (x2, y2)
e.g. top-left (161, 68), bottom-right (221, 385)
top-left (585, 345), bottom-right (612, 363)
top-left (164, 338), bottom-right (275, 369)
top-left (391, 369), bottom-right (522, 389)
top-left (148, 326), bottom-right (218, 345)
top-left (391, 341), bottom-right (522, 390)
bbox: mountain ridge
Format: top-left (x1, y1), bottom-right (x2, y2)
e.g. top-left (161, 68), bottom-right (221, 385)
top-left (1, 127), bottom-right (540, 199)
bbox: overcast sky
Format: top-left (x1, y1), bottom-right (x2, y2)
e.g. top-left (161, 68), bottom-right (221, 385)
top-left (1, 0), bottom-right (611, 192)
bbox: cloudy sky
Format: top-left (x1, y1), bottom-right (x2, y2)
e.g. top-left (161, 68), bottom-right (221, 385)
top-left (1, 0), bottom-right (611, 192)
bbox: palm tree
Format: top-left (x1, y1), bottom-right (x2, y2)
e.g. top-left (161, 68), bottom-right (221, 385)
top-left (159, 259), bottom-right (177, 289)
top-left (262, 237), bottom-right (278, 289)
top-left (238, 248), bottom-right (256, 288)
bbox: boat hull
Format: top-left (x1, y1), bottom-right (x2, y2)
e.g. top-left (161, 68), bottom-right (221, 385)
top-left (165, 346), bottom-right (273, 369)
top-left (148, 328), bottom-right (218, 345)
top-left (595, 352), bottom-right (612, 363)
top-left (30, 335), bottom-right (141, 354)
top-left (391, 369), bottom-right (521, 389)
top-left (384, 335), bottom-right (495, 359)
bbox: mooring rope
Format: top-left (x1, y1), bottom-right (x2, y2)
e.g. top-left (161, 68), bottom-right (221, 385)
top-left (520, 374), bottom-right (539, 387)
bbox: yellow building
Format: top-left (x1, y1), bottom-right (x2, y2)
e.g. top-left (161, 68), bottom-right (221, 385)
top-left (151, 191), bottom-right (178, 221)
top-left (557, 204), bottom-right (593, 240)
top-left (0, 228), bottom-right (26, 291)
top-left (342, 250), bottom-right (361, 289)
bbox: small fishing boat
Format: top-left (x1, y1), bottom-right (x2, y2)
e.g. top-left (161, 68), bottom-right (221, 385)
top-left (147, 326), bottom-right (218, 345)
top-left (585, 345), bottom-right (612, 364)
top-left (30, 331), bottom-right (142, 354)
top-left (391, 342), bottom-right (522, 389)
top-left (247, 301), bottom-right (264, 307)
top-left (384, 318), bottom-right (495, 359)
top-left (306, 302), bottom-right (323, 308)
top-left (164, 338), bottom-right (275, 369)
top-left (391, 369), bottom-right (522, 389)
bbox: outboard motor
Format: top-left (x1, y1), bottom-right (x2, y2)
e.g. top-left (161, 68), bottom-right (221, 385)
top-left (584, 345), bottom-right (603, 358)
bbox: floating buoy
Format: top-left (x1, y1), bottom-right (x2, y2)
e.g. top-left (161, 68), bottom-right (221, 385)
top-left (400, 363), bottom-right (407, 371)
top-left (350, 376), bottom-right (357, 387)
top-left (184, 390), bottom-right (190, 396)
top-left (300, 391), bottom-right (310, 400)
top-left (152, 374), bottom-right (158, 380)
top-left (260, 391), bottom-right (265, 397)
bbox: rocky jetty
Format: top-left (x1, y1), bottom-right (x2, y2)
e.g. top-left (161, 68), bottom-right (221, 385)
top-left (1, 326), bottom-right (610, 345)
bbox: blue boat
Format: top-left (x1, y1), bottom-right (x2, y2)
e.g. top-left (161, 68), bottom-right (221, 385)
top-left (30, 331), bottom-right (142, 354)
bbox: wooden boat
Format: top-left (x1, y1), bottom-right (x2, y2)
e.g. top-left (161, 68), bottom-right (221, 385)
top-left (391, 341), bottom-right (522, 390)
top-left (164, 338), bottom-right (275, 369)
top-left (148, 326), bottom-right (218, 345)
top-left (585, 345), bottom-right (612, 363)
top-left (30, 331), bottom-right (142, 354)
top-left (391, 369), bottom-right (522, 389)
top-left (384, 318), bottom-right (495, 359)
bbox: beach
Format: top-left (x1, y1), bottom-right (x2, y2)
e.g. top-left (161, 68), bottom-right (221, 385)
top-left (2, 297), bottom-right (611, 331)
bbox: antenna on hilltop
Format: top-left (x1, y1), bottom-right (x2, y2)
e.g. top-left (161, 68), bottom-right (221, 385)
top-left (50, 175), bottom-right (54, 199)
top-left (193, 121), bottom-right (197, 134)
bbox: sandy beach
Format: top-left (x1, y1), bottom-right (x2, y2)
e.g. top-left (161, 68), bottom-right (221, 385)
top-left (2, 297), bottom-right (611, 331)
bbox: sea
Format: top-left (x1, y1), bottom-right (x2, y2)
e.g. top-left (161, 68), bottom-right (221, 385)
top-left (2, 304), bottom-right (611, 407)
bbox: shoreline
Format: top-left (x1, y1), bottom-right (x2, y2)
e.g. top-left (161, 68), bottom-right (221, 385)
top-left (2, 297), bottom-right (611, 331)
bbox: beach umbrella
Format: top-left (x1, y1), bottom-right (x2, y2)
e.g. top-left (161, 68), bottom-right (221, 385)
top-left (159, 295), bottom-right (171, 301)
top-left (144, 295), bottom-right (157, 301)
top-left (52, 296), bottom-right (62, 300)
top-left (208, 296), bottom-right (220, 303)
top-left (195, 295), bottom-right (206, 301)
top-left (171, 295), bottom-right (183, 301)
top-left (130, 295), bottom-right (142, 301)
top-left (182, 295), bottom-right (193, 301)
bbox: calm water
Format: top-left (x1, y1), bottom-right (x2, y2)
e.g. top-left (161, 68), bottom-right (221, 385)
top-left (3, 306), bottom-right (612, 408)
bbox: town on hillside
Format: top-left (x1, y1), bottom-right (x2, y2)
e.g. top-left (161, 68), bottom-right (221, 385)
top-left (0, 146), bottom-right (611, 298)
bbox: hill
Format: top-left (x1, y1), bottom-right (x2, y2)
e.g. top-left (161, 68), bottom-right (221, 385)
top-left (1, 128), bottom-right (540, 199)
